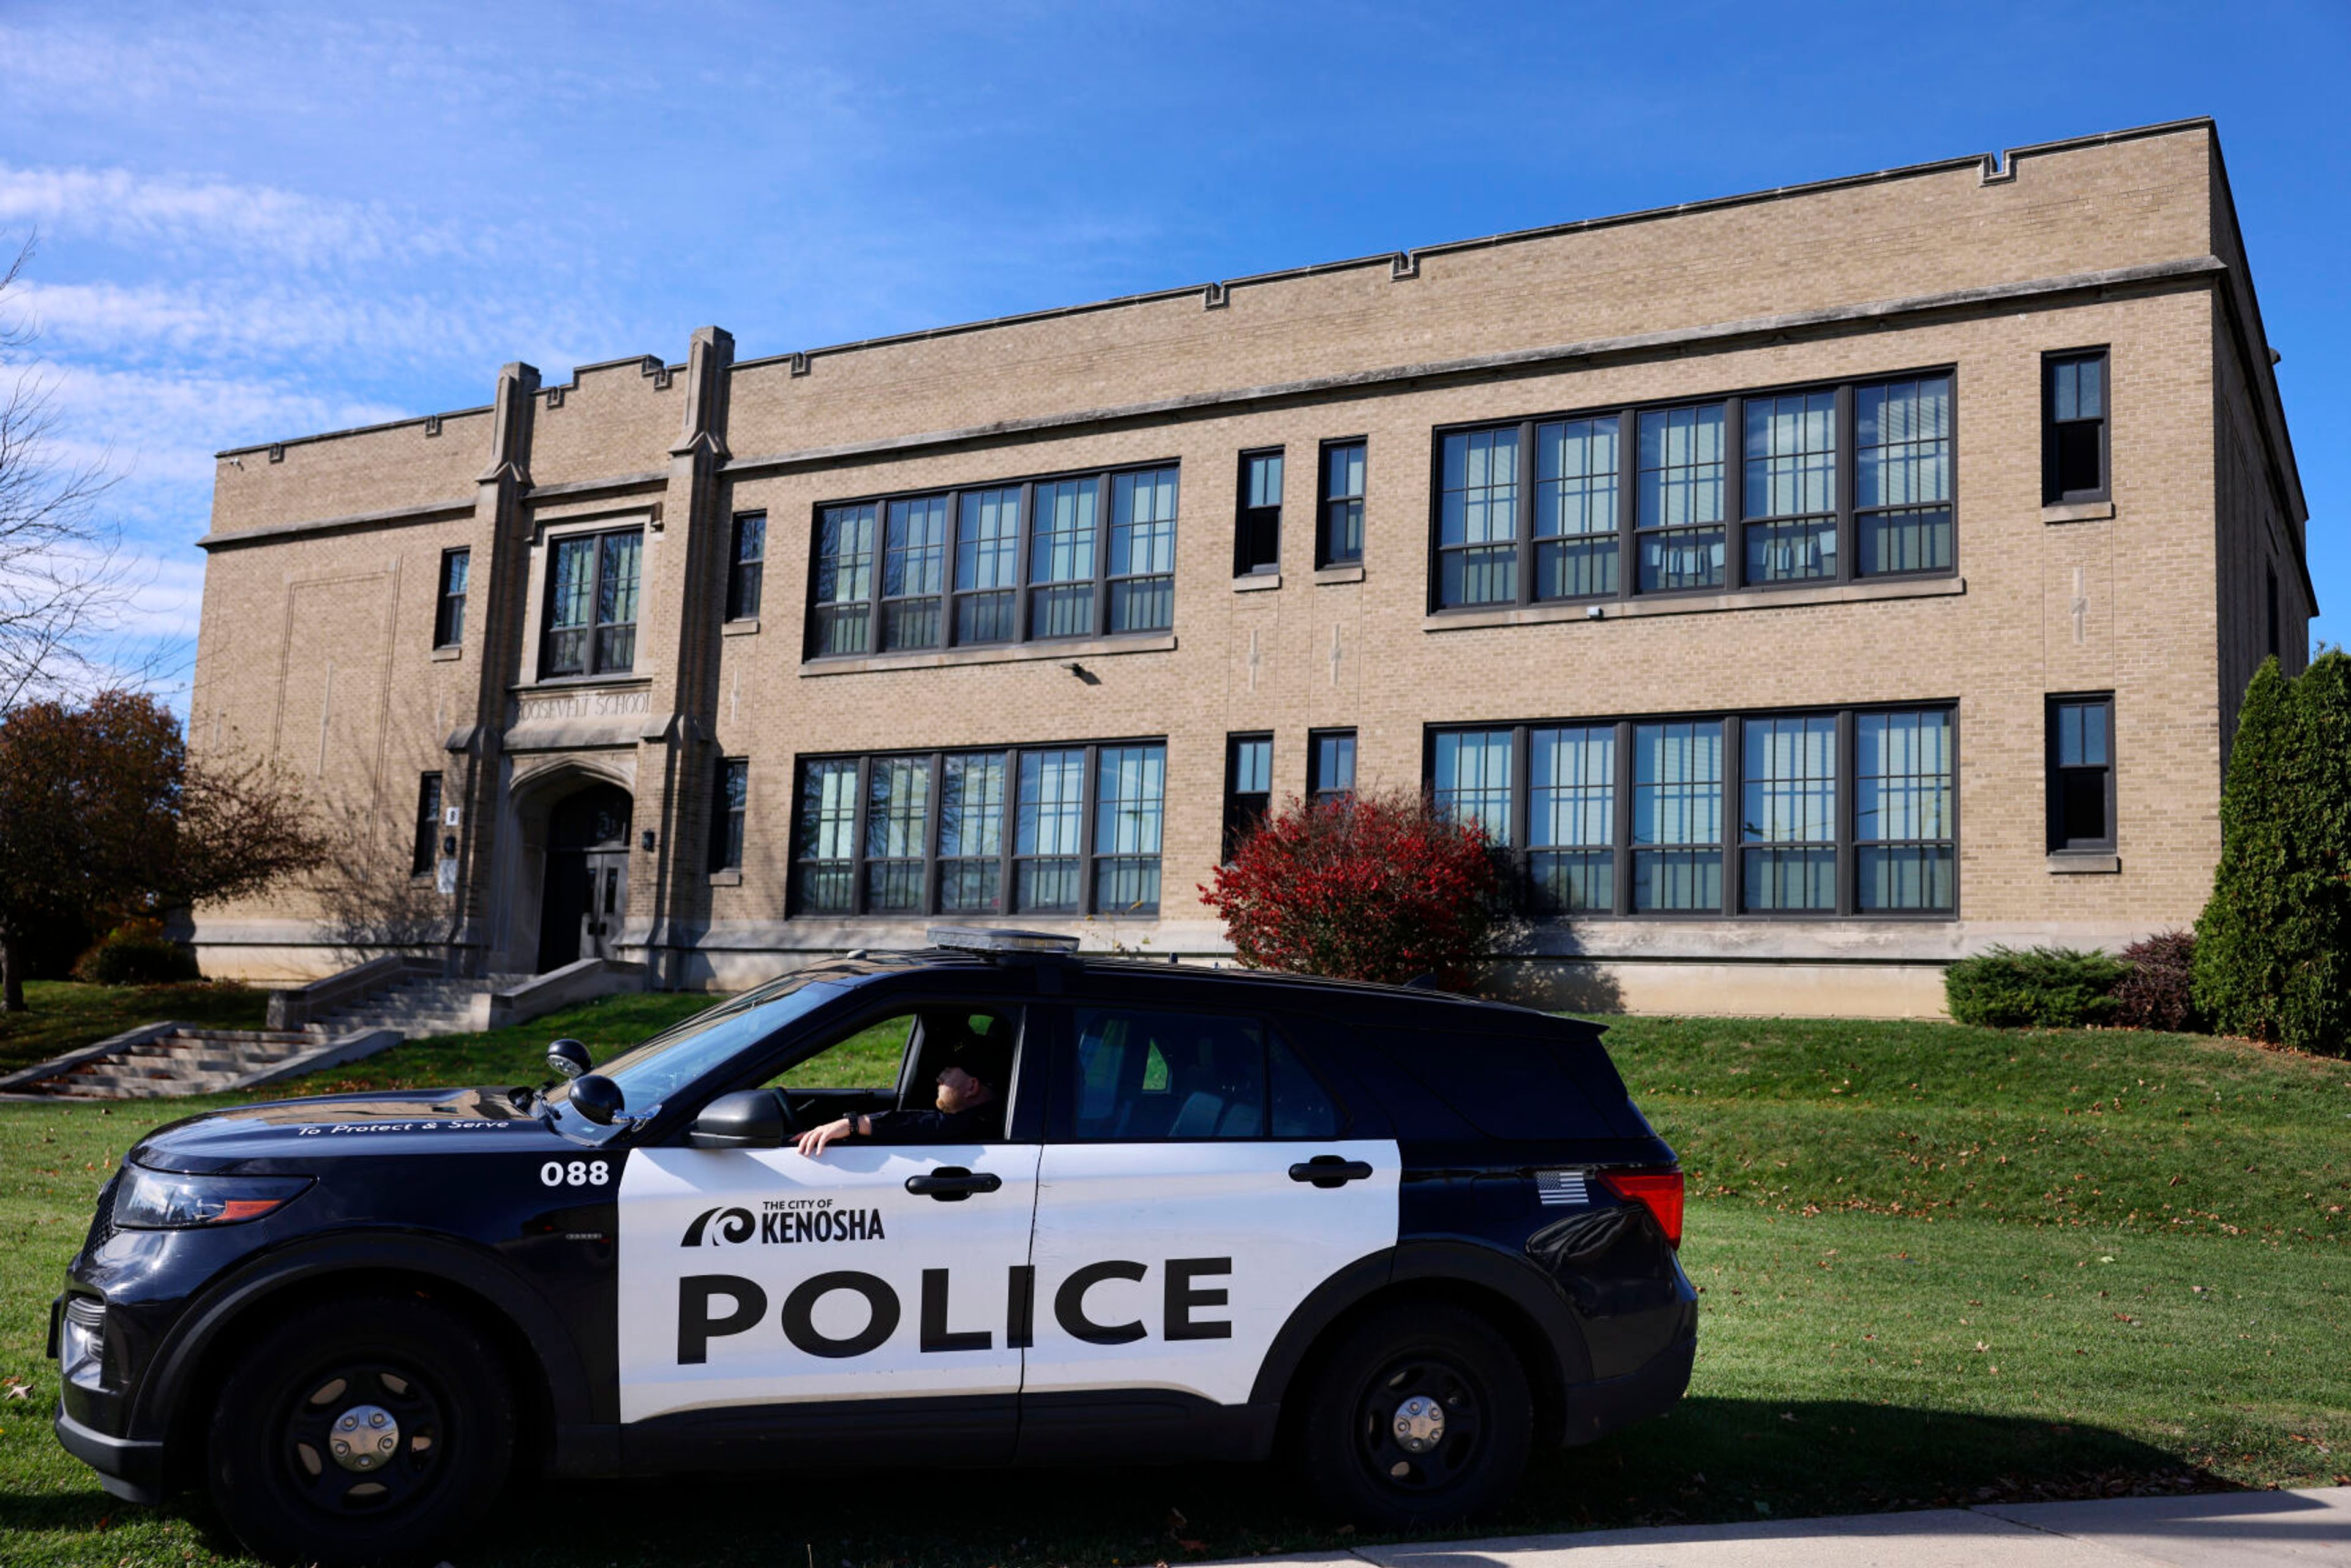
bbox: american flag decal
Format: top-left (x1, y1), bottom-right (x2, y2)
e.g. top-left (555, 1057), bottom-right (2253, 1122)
top-left (1536, 1170), bottom-right (1589, 1207)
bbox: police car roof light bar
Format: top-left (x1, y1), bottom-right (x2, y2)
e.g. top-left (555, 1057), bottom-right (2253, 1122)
top-left (926, 926), bottom-right (1082, 958)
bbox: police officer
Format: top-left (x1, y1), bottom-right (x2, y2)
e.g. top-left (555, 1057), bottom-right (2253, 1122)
top-left (793, 1022), bottom-right (1010, 1157)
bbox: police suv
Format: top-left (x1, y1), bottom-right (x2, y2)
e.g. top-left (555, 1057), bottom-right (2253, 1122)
top-left (51, 929), bottom-right (1695, 1565)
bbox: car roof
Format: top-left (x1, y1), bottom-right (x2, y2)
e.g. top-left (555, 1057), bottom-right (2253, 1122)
top-left (790, 947), bottom-right (1564, 1030)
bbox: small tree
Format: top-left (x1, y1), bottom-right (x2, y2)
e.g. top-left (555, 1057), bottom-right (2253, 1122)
top-left (2193, 651), bottom-right (2351, 1055)
top-left (0, 691), bottom-right (330, 1011)
top-left (1199, 788), bottom-right (1503, 988)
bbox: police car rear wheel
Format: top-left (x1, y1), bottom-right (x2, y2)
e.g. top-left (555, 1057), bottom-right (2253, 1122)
top-left (206, 1294), bottom-right (515, 1566)
top-left (1295, 1302), bottom-right (1533, 1529)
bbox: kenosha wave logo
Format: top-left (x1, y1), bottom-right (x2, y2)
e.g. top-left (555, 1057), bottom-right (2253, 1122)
top-left (682, 1199), bottom-right (885, 1247)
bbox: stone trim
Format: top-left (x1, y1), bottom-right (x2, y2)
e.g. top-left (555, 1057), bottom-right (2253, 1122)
top-left (799, 632), bottom-right (1178, 677)
top-left (721, 618), bottom-right (760, 637)
top-left (2047, 853), bottom-right (2122, 874)
top-left (197, 497), bottom-right (475, 551)
top-left (2042, 500), bottom-right (2117, 523)
top-left (1233, 572), bottom-right (1281, 593)
top-left (1314, 564), bottom-right (1366, 585)
top-left (1426, 575), bottom-right (1965, 631)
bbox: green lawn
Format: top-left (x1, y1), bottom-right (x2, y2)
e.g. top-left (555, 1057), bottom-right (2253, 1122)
top-left (0, 981), bottom-right (270, 1079)
top-left (1, 1008), bottom-right (2345, 1566)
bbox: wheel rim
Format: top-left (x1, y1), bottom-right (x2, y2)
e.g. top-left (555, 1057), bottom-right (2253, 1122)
top-left (277, 1360), bottom-right (451, 1520)
top-left (1352, 1350), bottom-right (1487, 1494)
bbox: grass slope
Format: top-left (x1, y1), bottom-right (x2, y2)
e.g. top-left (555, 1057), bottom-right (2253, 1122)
top-left (0, 1008), bottom-right (2344, 1567)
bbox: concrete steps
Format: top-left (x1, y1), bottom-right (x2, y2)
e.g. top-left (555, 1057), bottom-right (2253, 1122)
top-left (39, 1027), bottom-right (321, 1098)
top-left (312, 974), bottom-right (531, 1039)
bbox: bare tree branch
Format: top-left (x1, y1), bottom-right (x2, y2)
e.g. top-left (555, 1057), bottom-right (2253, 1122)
top-left (0, 232), bottom-right (143, 715)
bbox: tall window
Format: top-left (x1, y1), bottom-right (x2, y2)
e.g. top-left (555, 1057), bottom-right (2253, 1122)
top-left (955, 489), bottom-right (1021, 644)
top-left (1741, 716), bottom-right (1836, 910)
top-left (1431, 705), bottom-right (1955, 918)
top-left (1529, 726), bottom-right (1613, 913)
top-left (1437, 429), bottom-right (1520, 606)
top-left (1742, 393), bottom-right (1836, 583)
top-left (1633, 721), bottom-right (1724, 910)
top-left (1433, 371), bottom-right (1957, 610)
top-left (726, 513), bottom-right (766, 621)
top-left (2043, 350), bottom-right (2109, 503)
top-left (1108, 468), bottom-right (1177, 632)
top-left (811, 503), bottom-right (876, 655)
top-left (542, 527), bottom-right (642, 677)
top-left (411, 773), bottom-right (443, 877)
top-left (1029, 480), bottom-right (1098, 639)
top-left (710, 759), bottom-right (748, 872)
top-left (1308, 729), bottom-right (1356, 805)
top-left (1857, 710), bottom-right (1954, 910)
top-left (433, 549), bottom-right (469, 648)
top-left (1536, 418), bottom-right (1620, 599)
top-left (1235, 450), bottom-right (1282, 576)
top-left (1856, 377), bottom-right (1952, 574)
top-left (1319, 441), bottom-right (1365, 566)
top-left (1638, 404), bottom-right (1727, 593)
top-left (881, 495), bottom-right (949, 651)
top-left (1224, 733), bottom-right (1273, 858)
top-left (793, 741), bottom-right (1166, 917)
top-left (2048, 696), bottom-right (2114, 852)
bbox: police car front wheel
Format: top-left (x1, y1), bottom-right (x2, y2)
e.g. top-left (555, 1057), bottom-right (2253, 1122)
top-left (205, 1292), bottom-right (516, 1567)
top-left (1294, 1301), bottom-right (1534, 1529)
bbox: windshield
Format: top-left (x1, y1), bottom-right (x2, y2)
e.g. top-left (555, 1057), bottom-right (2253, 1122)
top-left (556, 971), bottom-right (847, 1117)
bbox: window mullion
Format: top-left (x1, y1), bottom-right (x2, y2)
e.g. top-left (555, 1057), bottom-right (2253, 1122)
top-left (1517, 421), bottom-right (1535, 607)
top-left (1013, 482), bottom-right (1033, 645)
top-left (924, 751), bottom-right (945, 915)
top-left (1079, 743), bottom-right (1100, 913)
top-left (1835, 382), bottom-right (1856, 585)
top-left (1616, 409), bottom-right (1637, 602)
top-left (1723, 396), bottom-right (1744, 591)
top-left (850, 754), bottom-right (873, 917)
top-left (1722, 714), bottom-right (1741, 917)
top-left (944, 498), bottom-right (961, 650)
top-left (1614, 718), bottom-right (1633, 916)
top-left (1837, 708), bottom-right (1856, 917)
top-left (999, 748), bottom-right (1019, 916)
top-left (1093, 474), bottom-right (1111, 639)
top-left (1512, 722), bottom-right (1531, 907)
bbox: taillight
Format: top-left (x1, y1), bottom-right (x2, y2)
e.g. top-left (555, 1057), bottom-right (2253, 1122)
top-left (1599, 1166), bottom-right (1684, 1248)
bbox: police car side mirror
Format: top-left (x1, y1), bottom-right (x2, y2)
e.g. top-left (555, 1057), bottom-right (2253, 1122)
top-left (568, 1073), bottom-right (626, 1125)
top-left (547, 1038), bottom-right (592, 1079)
top-left (687, 1090), bottom-right (786, 1149)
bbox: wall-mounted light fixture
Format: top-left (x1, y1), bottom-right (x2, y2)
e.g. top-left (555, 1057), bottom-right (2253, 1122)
top-left (640, 830), bottom-right (658, 852)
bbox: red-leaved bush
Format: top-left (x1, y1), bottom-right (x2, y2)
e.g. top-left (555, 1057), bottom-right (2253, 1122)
top-left (1198, 788), bottom-right (1501, 988)
top-left (2113, 929), bottom-right (2201, 1033)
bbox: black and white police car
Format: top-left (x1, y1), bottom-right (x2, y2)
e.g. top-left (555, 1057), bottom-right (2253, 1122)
top-left (51, 928), bottom-right (1694, 1564)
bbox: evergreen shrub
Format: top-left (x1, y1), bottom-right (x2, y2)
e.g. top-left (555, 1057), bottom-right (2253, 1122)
top-left (2192, 653), bottom-right (2351, 1056)
top-left (1944, 944), bottom-right (2126, 1029)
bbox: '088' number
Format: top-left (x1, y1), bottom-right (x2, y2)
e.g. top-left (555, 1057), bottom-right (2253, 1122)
top-left (541, 1159), bottom-right (610, 1188)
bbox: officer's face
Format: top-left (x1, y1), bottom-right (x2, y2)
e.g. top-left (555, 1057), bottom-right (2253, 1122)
top-left (935, 1065), bottom-right (986, 1112)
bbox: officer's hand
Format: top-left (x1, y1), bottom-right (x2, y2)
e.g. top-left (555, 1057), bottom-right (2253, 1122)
top-left (795, 1116), bottom-right (856, 1158)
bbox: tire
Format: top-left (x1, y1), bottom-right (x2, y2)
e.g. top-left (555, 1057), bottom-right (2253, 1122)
top-left (205, 1292), bottom-right (516, 1567)
top-left (1292, 1300), bottom-right (1534, 1531)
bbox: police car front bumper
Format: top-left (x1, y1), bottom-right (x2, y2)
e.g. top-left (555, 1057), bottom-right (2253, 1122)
top-left (54, 1403), bottom-right (165, 1505)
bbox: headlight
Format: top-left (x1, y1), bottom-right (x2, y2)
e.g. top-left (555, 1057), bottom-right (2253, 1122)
top-left (112, 1165), bottom-right (312, 1229)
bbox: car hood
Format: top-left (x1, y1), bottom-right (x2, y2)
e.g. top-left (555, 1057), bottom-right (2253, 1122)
top-left (127, 1086), bottom-right (561, 1173)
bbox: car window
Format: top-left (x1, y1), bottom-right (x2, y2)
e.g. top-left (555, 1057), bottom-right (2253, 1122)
top-left (1071, 1007), bottom-right (1269, 1140)
top-left (567, 974), bottom-right (844, 1116)
top-left (760, 1013), bottom-right (912, 1092)
top-left (1269, 1033), bottom-right (1341, 1139)
top-left (1356, 1026), bottom-right (1618, 1141)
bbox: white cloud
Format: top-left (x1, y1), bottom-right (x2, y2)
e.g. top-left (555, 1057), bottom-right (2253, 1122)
top-left (0, 162), bottom-right (480, 269)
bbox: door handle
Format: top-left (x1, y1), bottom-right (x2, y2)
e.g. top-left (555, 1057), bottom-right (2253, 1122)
top-left (1289, 1155), bottom-right (1374, 1188)
top-left (906, 1166), bottom-right (1003, 1201)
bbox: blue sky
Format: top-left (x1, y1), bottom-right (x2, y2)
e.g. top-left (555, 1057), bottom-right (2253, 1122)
top-left (2, 0), bottom-right (2344, 705)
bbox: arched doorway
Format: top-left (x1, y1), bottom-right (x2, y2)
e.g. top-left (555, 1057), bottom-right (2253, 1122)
top-left (538, 782), bottom-right (632, 972)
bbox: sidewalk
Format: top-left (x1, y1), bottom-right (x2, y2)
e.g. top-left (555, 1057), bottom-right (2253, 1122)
top-left (1223, 1488), bottom-right (2351, 1567)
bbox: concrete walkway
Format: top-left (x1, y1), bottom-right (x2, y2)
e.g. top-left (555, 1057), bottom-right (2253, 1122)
top-left (1226, 1488), bottom-right (2351, 1567)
